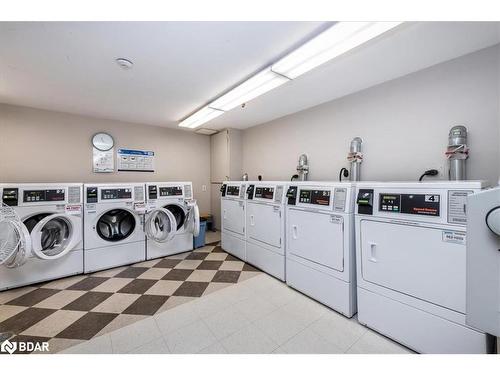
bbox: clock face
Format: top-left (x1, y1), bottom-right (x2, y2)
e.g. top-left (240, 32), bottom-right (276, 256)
top-left (92, 133), bottom-right (114, 151)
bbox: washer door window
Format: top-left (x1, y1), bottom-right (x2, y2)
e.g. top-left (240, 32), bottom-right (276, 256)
top-left (30, 213), bottom-right (81, 260)
top-left (164, 204), bottom-right (186, 231)
top-left (97, 209), bottom-right (136, 243)
top-left (0, 218), bottom-right (31, 268)
top-left (145, 208), bottom-right (177, 243)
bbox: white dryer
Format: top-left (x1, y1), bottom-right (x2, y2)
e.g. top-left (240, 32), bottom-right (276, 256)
top-left (285, 182), bottom-right (356, 317)
top-left (355, 181), bottom-right (491, 353)
top-left (466, 187), bottom-right (500, 339)
top-left (220, 181), bottom-right (247, 261)
top-left (0, 183), bottom-right (84, 290)
top-left (84, 183), bottom-right (146, 273)
top-left (245, 181), bottom-right (287, 280)
top-left (145, 182), bottom-right (200, 259)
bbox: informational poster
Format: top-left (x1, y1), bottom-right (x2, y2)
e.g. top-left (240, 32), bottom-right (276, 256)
top-left (93, 147), bottom-right (114, 173)
top-left (117, 149), bottom-right (155, 172)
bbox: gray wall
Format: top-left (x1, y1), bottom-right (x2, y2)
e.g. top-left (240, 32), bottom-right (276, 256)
top-left (0, 104), bottom-right (212, 213)
top-left (242, 45), bottom-right (500, 185)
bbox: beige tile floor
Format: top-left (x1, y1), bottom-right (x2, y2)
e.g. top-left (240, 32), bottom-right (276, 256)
top-left (62, 271), bottom-right (413, 354)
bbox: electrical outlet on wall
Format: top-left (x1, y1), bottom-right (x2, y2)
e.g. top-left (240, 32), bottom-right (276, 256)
top-left (202, 185), bottom-right (207, 192)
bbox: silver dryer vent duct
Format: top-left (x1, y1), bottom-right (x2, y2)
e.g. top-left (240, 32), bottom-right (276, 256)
top-left (347, 137), bottom-right (363, 181)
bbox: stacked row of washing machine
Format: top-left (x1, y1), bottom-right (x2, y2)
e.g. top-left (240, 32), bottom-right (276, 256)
top-left (0, 182), bottom-right (199, 289)
top-left (220, 180), bottom-right (493, 354)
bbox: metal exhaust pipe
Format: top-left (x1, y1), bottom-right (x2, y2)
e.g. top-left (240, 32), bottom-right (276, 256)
top-left (296, 154), bottom-right (309, 181)
top-left (446, 126), bottom-right (468, 181)
top-left (348, 137), bottom-right (363, 181)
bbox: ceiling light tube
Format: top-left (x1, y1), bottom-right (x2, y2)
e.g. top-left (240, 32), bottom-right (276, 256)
top-left (272, 21), bottom-right (402, 79)
top-left (209, 67), bottom-right (290, 112)
top-left (178, 106), bottom-right (224, 128)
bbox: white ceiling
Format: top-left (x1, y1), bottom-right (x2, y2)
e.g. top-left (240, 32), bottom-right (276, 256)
top-left (1, 22), bottom-right (499, 131)
top-left (0, 21), bottom-right (328, 127)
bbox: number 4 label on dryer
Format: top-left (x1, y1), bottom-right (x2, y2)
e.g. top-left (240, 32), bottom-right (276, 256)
top-left (442, 230), bottom-right (466, 245)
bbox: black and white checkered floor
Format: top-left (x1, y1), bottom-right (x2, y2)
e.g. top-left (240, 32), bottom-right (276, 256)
top-left (0, 241), bottom-right (261, 353)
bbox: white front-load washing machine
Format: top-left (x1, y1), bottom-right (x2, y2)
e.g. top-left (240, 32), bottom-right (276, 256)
top-left (145, 182), bottom-right (200, 259)
top-left (220, 181), bottom-right (247, 261)
top-left (0, 183), bottom-right (84, 290)
top-left (355, 181), bottom-right (491, 353)
top-left (83, 183), bottom-right (146, 273)
top-left (285, 182), bottom-right (357, 317)
top-left (245, 181), bottom-right (287, 280)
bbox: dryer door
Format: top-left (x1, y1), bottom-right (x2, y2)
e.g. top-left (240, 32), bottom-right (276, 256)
top-left (359, 219), bottom-right (466, 313)
top-left (287, 208), bottom-right (344, 272)
top-left (30, 213), bottom-right (81, 260)
top-left (247, 202), bottom-right (282, 249)
top-left (145, 208), bottom-right (177, 243)
top-left (222, 199), bottom-right (245, 236)
top-left (0, 218), bottom-right (31, 268)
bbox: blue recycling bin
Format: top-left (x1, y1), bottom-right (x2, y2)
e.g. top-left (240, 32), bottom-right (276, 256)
top-left (193, 219), bottom-right (207, 249)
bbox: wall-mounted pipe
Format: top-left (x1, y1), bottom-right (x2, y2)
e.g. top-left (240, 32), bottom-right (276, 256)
top-left (296, 154), bottom-right (309, 181)
top-left (347, 137), bottom-right (363, 181)
top-left (446, 125), bottom-right (468, 181)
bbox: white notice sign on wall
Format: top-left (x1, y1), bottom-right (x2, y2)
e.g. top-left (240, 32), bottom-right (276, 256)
top-left (117, 149), bottom-right (155, 172)
top-left (93, 147), bottom-right (114, 173)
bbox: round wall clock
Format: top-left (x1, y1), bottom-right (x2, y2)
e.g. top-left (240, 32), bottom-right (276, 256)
top-left (92, 132), bottom-right (114, 151)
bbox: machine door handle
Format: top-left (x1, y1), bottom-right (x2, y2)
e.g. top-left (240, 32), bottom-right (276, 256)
top-left (223, 209), bottom-right (227, 220)
top-left (369, 242), bottom-right (378, 263)
top-left (250, 215), bottom-right (255, 226)
top-left (292, 225), bottom-right (298, 240)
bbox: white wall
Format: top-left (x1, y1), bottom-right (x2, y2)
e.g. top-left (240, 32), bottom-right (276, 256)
top-left (0, 104), bottom-right (212, 213)
top-left (242, 45), bottom-right (500, 185)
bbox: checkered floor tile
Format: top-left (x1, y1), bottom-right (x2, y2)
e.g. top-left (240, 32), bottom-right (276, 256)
top-left (0, 242), bottom-right (260, 354)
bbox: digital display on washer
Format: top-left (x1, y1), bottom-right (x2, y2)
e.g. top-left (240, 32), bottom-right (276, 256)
top-left (254, 187), bottom-right (274, 199)
top-left (101, 188), bottom-right (132, 200)
top-left (226, 186), bottom-right (240, 196)
top-left (159, 186), bottom-right (182, 197)
top-left (379, 193), bottom-right (440, 216)
top-left (379, 194), bottom-right (401, 212)
top-left (299, 189), bottom-right (330, 206)
top-left (23, 189), bottom-right (65, 203)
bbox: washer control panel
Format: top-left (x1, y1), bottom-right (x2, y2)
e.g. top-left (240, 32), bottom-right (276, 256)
top-left (160, 186), bottom-right (182, 197)
top-left (101, 188), bottom-right (132, 200)
top-left (23, 189), bottom-right (65, 203)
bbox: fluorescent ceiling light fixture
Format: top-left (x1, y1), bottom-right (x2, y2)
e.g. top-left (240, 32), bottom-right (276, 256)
top-left (209, 68), bottom-right (290, 111)
top-left (272, 22), bottom-right (402, 79)
top-left (179, 21), bottom-right (402, 129)
top-left (178, 106), bottom-right (224, 128)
